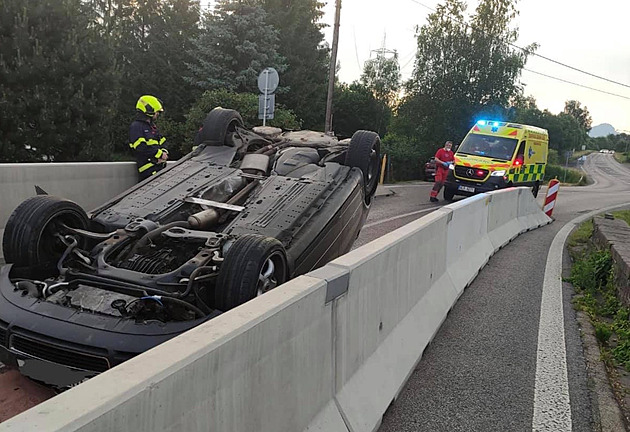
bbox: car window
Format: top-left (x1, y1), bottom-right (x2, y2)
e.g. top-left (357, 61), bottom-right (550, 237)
top-left (457, 134), bottom-right (518, 161)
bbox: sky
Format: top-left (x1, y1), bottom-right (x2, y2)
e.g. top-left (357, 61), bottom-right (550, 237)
top-left (320, 0), bottom-right (630, 132)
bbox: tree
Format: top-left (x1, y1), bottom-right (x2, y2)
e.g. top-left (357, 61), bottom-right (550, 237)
top-left (361, 50), bottom-right (401, 107)
top-left (86, 0), bottom-right (202, 157)
top-left (563, 100), bottom-right (592, 132)
top-left (187, 0), bottom-right (285, 94)
top-left (259, 0), bottom-right (329, 130)
top-left (332, 82), bottom-right (390, 138)
top-left (396, 0), bottom-right (534, 146)
top-left (0, 0), bottom-right (120, 162)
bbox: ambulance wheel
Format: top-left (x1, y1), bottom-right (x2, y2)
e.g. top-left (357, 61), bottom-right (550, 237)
top-left (532, 181), bottom-right (540, 198)
top-left (443, 186), bottom-right (456, 202)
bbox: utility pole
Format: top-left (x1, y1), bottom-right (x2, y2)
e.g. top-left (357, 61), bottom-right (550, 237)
top-left (324, 0), bottom-right (342, 135)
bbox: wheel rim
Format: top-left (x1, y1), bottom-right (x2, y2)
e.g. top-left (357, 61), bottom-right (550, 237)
top-left (256, 251), bottom-right (287, 297)
top-left (37, 211), bottom-right (87, 262)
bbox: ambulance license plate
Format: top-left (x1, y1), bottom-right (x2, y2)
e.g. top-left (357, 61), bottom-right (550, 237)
top-left (458, 185), bottom-right (475, 193)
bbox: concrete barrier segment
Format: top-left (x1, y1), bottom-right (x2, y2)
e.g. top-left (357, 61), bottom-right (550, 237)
top-left (516, 187), bottom-right (552, 231)
top-left (0, 276), bottom-right (333, 432)
top-left (333, 271), bottom-right (458, 432)
top-left (327, 210), bottom-right (453, 432)
top-left (486, 189), bottom-right (521, 251)
top-left (444, 194), bottom-right (494, 294)
top-left (330, 208), bottom-right (451, 377)
top-left (303, 400), bottom-right (349, 432)
top-left (0, 162), bottom-right (137, 228)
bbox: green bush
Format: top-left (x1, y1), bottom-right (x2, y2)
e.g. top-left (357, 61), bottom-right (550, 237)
top-left (160, 89), bottom-right (301, 156)
top-left (544, 164), bottom-right (584, 184)
top-left (381, 134), bottom-right (433, 182)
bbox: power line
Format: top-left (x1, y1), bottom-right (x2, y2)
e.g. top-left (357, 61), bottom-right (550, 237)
top-left (523, 69), bottom-right (630, 101)
top-left (404, 0), bottom-right (630, 90)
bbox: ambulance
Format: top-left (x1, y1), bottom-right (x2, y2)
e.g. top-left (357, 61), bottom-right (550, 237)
top-left (443, 120), bottom-right (549, 200)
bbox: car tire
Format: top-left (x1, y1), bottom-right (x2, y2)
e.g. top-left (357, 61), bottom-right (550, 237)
top-left (2, 196), bottom-right (89, 268)
top-left (199, 108), bottom-right (244, 146)
top-left (214, 235), bottom-right (288, 312)
top-left (443, 186), bottom-right (456, 202)
top-left (346, 130), bottom-right (381, 204)
top-left (532, 181), bottom-right (540, 198)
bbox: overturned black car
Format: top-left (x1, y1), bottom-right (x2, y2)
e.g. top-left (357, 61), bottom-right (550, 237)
top-left (0, 108), bottom-right (380, 387)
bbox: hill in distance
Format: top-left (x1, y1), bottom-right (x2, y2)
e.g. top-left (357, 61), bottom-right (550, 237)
top-left (589, 123), bottom-right (618, 138)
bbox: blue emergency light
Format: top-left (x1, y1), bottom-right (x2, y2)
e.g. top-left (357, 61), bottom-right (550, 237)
top-left (477, 120), bottom-right (500, 127)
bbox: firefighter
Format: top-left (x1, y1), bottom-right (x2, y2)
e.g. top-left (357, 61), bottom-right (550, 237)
top-left (429, 140), bottom-right (454, 202)
top-left (129, 95), bottom-right (168, 182)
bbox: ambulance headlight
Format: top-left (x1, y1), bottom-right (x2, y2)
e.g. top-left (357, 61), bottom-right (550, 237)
top-left (491, 170), bottom-right (506, 177)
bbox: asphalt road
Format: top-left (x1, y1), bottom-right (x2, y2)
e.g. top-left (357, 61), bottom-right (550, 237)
top-left (360, 153), bottom-right (630, 432)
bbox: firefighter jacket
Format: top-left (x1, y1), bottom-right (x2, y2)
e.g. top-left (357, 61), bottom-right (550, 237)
top-left (129, 116), bottom-right (167, 180)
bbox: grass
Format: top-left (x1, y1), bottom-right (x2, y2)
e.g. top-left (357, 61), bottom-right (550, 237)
top-left (613, 152), bottom-right (630, 164)
top-left (569, 218), bottom-right (630, 370)
top-left (570, 150), bottom-right (594, 163)
top-left (613, 210), bottom-right (630, 226)
top-left (568, 219), bottom-right (593, 249)
top-left (544, 164), bottom-right (588, 185)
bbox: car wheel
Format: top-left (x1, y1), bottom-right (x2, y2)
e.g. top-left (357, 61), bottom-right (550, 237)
top-left (532, 181), bottom-right (540, 198)
top-left (443, 186), bottom-right (456, 202)
top-left (346, 130), bottom-right (381, 204)
top-left (2, 196), bottom-right (89, 268)
top-left (214, 235), bottom-right (288, 312)
top-left (199, 108), bottom-right (244, 146)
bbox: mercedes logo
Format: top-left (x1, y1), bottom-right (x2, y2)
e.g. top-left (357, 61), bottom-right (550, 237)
top-left (466, 168), bottom-right (474, 177)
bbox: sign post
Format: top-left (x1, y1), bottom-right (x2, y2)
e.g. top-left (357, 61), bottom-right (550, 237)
top-left (258, 68), bottom-right (279, 126)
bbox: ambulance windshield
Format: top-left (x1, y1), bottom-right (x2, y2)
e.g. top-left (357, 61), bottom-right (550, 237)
top-left (457, 135), bottom-right (518, 161)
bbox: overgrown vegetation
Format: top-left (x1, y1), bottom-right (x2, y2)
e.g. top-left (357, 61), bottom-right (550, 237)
top-left (545, 165), bottom-right (587, 185)
top-left (614, 152), bottom-right (630, 164)
top-left (569, 220), bottom-right (630, 370)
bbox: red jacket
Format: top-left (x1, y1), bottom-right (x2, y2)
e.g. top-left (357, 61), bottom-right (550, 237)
top-left (435, 148), bottom-right (454, 169)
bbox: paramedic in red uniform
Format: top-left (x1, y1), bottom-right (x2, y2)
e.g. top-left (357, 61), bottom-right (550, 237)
top-left (429, 141), bottom-right (454, 202)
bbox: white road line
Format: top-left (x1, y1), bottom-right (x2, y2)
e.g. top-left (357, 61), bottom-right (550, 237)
top-left (533, 201), bottom-right (630, 431)
top-left (363, 207), bottom-right (437, 229)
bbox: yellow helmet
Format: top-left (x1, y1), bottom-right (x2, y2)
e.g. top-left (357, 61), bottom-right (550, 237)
top-left (136, 95), bottom-right (164, 115)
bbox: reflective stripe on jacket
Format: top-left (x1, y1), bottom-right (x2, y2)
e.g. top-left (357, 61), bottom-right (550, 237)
top-left (129, 118), bottom-right (167, 176)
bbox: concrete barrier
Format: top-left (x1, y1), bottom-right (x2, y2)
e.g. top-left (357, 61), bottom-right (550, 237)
top-left (329, 209), bottom-right (457, 432)
top-left (0, 162), bottom-right (137, 229)
top-left (486, 188), bottom-right (521, 251)
top-left (517, 187), bottom-right (552, 231)
top-left (445, 194), bottom-right (494, 294)
top-left (0, 188), bottom-right (551, 432)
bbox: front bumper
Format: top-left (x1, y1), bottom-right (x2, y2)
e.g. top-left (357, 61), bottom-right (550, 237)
top-left (0, 264), bottom-right (219, 387)
top-left (445, 172), bottom-right (508, 196)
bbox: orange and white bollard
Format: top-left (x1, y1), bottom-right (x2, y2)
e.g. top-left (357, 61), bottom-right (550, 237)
top-left (543, 178), bottom-right (560, 217)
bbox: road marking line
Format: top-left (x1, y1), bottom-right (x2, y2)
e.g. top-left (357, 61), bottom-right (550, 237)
top-left (363, 207), bottom-right (437, 229)
top-left (533, 201), bottom-right (630, 431)
top-left (533, 224), bottom-right (572, 431)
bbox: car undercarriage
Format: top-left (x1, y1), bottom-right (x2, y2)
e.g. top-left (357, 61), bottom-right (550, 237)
top-left (0, 108), bottom-right (381, 386)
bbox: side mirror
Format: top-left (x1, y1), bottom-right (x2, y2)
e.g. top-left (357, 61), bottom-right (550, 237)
top-left (513, 154), bottom-right (524, 166)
